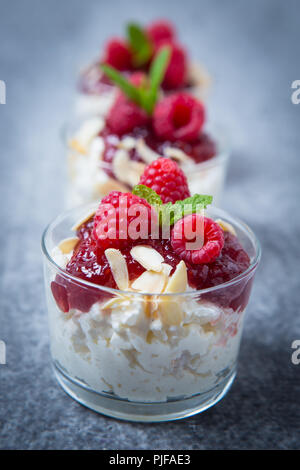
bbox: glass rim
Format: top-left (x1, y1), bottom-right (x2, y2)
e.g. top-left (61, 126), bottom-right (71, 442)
top-left (41, 204), bottom-right (261, 298)
top-left (61, 116), bottom-right (230, 172)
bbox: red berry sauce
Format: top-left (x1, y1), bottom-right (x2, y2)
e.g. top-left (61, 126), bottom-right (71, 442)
top-left (51, 218), bottom-right (251, 314)
top-left (100, 125), bottom-right (216, 181)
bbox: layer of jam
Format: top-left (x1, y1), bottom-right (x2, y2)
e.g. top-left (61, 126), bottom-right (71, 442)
top-left (100, 125), bottom-right (216, 181)
top-left (51, 217), bottom-right (251, 314)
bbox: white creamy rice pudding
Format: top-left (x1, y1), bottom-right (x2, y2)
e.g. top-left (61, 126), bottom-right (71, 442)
top-left (49, 245), bottom-right (243, 402)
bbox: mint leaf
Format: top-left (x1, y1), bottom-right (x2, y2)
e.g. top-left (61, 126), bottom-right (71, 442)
top-left (132, 184), bottom-right (163, 206)
top-left (101, 64), bottom-right (141, 104)
top-left (145, 46), bottom-right (171, 114)
top-left (101, 46), bottom-right (171, 115)
top-left (159, 194), bottom-right (213, 227)
top-left (127, 23), bottom-right (153, 67)
top-left (149, 46), bottom-right (171, 91)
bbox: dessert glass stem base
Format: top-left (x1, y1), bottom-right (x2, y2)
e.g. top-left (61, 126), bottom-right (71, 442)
top-left (53, 361), bottom-right (236, 423)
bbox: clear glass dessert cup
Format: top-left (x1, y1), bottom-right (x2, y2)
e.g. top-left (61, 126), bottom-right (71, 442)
top-left (63, 117), bottom-right (230, 209)
top-left (41, 204), bottom-right (260, 422)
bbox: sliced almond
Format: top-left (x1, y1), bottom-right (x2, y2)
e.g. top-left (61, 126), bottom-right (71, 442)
top-left (188, 61), bottom-right (211, 93)
top-left (136, 138), bottom-right (160, 164)
top-left (130, 246), bottom-right (164, 272)
top-left (68, 138), bottom-right (87, 155)
top-left (101, 296), bottom-right (128, 310)
top-left (215, 219), bottom-right (237, 236)
top-left (58, 237), bottom-right (79, 254)
top-left (95, 178), bottom-right (128, 196)
top-left (127, 161), bottom-right (145, 187)
top-left (118, 136), bottom-right (136, 150)
top-left (112, 149), bottom-right (131, 184)
top-left (158, 299), bottom-right (183, 326)
top-left (105, 249), bottom-right (129, 291)
top-left (163, 147), bottom-right (190, 162)
top-left (71, 209), bottom-right (96, 231)
top-left (165, 261), bottom-right (187, 293)
top-left (161, 263), bottom-right (172, 277)
top-left (131, 271), bottom-right (167, 294)
top-left (73, 117), bottom-right (105, 152)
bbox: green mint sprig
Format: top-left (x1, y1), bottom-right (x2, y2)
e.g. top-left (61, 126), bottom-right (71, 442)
top-left (101, 46), bottom-right (171, 115)
top-left (132, 185), bottom-right (213, 226)
top-left (127, 23), bottom-right (153, 67)
top-left (132, 184), bottom-right (163, 206)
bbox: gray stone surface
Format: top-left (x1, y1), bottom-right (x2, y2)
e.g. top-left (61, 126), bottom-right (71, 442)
top-left (0, 0), bottom-right (299, 450)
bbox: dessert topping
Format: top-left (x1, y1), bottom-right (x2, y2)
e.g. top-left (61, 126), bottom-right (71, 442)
top-left (153, 92), bottom-right (205, 142)
top-left (105, 248), bottom-right (129, 290)
top-left (130, 245), bottom-right (164, 272)
top-left (131, 270), bottom-right (167, 294)
top-left (215, 219), bottom-right (237, 236)
top-left (164, 260), bottom-right (187, 293)
top-left (139, 157), bottom-right (190, 204)
top-left (102, 38), bottom-right (132, 71)
top-left (146, 20), bottom-right (175, 45)
top-left (92, 191), bottom-right (155, 250)
top-left (171, 214), bottom-right (224, 264)
top-left (155, 41), bottom-right (187, 89)
top-left (58, 237), bottom-right (79, 255)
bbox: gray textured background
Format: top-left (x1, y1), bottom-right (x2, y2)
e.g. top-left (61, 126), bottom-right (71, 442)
top-left (0, 0), bottom-right (299, 450)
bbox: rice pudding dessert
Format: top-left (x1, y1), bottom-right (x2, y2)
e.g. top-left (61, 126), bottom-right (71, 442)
top-left (68, 52), bottom-right (227, 208)
top-left (76, 19), bottom-right (211, 117)
top-left (44, 160), bottom-right (258, 410)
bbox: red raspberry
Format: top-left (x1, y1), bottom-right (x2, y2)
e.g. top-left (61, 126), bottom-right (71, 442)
top-left (106, 72), bottom-right (149, 135)
top-left (154, 41), bottom-right (187, 89)
top-left (153, 92), bottom-right (205, 142)
top-left (92, 191), bottom-right (156, 250)
top-left (139, 158), bottom-right (190, 204)
top-left (171, 215), bottom-right (224, 264)
top-left (147, 20), bottom-right (175, 44)
top-left (102, 38), bottom-right (132, 71)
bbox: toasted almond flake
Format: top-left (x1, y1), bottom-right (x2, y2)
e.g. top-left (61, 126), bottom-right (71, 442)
top-left (101, 296), bottom-right (129, 310)
top-left (71, 209), bottom-right (96, 231)
top-left (131, 271), bottom-right (167, 294)
top-left (163, 147), bottom-right (190, 162)
top-left (215, 219), bottom-right (237, 236)
top-left (158, 299), bottom-right (183, 326)
top-left (68, 138), bottom-right (87, 155)
top-left (112, 149), bottom-right (146, 187)
top-left (161, 263), bottom-right (172, 277)
top-left (136, 138), bottom-right (160, 164)
top-left (112, 149), bottom-right (131, 183)
top-left (105, 249), bottom-right (129, 291)
top-left (165, 260), bottom-right (187, 293)
top-left (130, 246), bottom-right (164, 272)
top-left (188, 61), bottom-right (212, 93)
top-left (95, 178), bottom-right (128, 196)
top-left (118, 136), bottom-right (136, 150)
top-left (74, 117), bottom-right (105, 151)
top-left (127, 161), bottom-right (145, 186)
top-left (58, 237), bottom-right (79, 254)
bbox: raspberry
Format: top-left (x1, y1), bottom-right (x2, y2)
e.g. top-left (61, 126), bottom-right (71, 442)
top-left (171, 215), bottom-right (224, 264)
top-left (102, 38), bottom-right (132, 71)
top-left (147, 20), bottom-right (175, 44)
top-left (139, 158), bottom-right (190, 204)
top-left (153, 92), bottom-right (205, 142)
top-left (154, 41), bottom-right (187, 89)
top-left (106, 72), bottom-right (149, 135)
top-left (92, 191), bottom-right (155, 250)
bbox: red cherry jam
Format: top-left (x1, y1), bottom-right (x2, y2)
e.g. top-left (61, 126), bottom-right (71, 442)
top-left (51, 218), bottom-right (251, 314)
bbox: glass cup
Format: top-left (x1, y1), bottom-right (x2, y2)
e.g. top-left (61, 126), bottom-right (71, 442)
top-left (64, 117), bottom-right (230, 209)
top-left (42, 204), bottom-right (260, 422)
